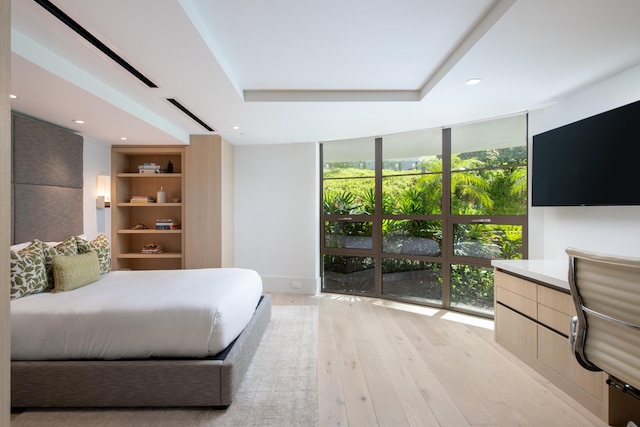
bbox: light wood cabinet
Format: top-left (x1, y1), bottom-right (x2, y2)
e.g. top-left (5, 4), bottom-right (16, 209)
top-left (184, 135), bottom-right (234, 268)
top-left (494, 268), bottom-right (640, 425)
top-left (111, 146), bottom-right (185, 270)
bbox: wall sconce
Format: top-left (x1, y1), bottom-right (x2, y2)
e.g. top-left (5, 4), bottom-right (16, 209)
top-left (96, 175), bottom-right (111, 208)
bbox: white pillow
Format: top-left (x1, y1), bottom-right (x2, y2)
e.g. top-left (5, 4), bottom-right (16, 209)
top-left (10, 242), bottom-right (31, 252)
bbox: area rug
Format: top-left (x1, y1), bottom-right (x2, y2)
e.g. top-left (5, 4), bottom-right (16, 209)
top-left (10, 304), bottom-right (319, 427)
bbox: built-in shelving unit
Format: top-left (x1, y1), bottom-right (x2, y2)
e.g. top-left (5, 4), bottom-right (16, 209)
top-left (111, 146), bottom-right (185, 270)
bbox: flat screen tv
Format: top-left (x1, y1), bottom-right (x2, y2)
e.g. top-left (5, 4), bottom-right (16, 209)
top-left (532, 99), bottom-right (640, 206)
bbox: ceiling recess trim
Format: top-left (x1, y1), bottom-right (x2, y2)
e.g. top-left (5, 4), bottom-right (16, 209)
top-left (243, 0), bottom-right (516, 103)
top-left (244, 90), bottom-right (420, 103)
top-left (34, 0), bottom-right (159, 88)
top-left (419, 0), bottom-right (516, 100)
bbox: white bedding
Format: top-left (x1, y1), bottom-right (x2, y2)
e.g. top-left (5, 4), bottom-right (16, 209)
top-left (10, 268), bottom-right (263, 360)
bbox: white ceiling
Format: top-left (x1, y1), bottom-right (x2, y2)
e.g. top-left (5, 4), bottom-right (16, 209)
top-left (9, 0), bottom-right (640, 146)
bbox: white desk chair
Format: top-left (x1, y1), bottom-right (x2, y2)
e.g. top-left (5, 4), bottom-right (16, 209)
top-left (566, 247), bottom-right (640, 413)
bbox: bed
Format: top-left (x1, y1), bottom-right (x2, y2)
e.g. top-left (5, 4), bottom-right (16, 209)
top-left (9, 117), bottom-right (271, 408)
top-left (9, 237), bottom-right (271, 408)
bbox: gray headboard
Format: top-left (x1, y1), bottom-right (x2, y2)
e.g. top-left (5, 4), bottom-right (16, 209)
top-left (11, 113), bottom-right (84, 244)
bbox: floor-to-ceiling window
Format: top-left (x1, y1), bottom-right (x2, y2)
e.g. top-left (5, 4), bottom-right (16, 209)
top-left (321, 115), bottom-right (527, 317)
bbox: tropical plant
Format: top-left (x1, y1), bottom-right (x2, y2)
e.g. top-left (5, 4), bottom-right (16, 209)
top-left (450, 265), bottom-right (494, 309)
top-left (323, 190), bottom-right (366, 215)
top-left (509, 166), bottom-right (527, 196)
top-left (322, 146), bottom-right (526, 311)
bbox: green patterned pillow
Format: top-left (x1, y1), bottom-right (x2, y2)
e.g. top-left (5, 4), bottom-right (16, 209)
top-left (53, 252), bottom-right (100, 292)
top-left (10, 241), bottom-right (48, 299)
top-left (38, 237), bottom-right (79, 290)
top-left (76, 234), bottom-right (111, 274)
top-left (52, 236), bottom-right (79, 255)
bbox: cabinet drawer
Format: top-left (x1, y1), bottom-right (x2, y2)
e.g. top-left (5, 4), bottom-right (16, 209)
top-left (495, 271), bottom-right (537, 300)
top-left (537, 325), bottom-right (604, 400)
top-left (538, 304), bottom-right (572, 336)
top-left (495, 286), bottom-right (537, 319)
top-left (537, 286), bottom-right (575, 336)
top-left (538, 286), bottom-right (575, 316)
top-left (495, 304), bottom-right (537, 359)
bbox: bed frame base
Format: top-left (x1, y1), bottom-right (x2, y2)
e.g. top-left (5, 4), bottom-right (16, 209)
top-left (11, 294), bottom-right (272, 408)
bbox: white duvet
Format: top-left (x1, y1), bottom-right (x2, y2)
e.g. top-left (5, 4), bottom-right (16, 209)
top-left (10, 268), bottom-right (263, 360)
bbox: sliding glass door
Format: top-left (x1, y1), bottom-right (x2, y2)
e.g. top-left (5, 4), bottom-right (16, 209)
top-left (380, 129), bottom-right (443, 305)
top-left (322, 137), bottom-right (376, 294)
top-left (321, 115), bottom-right (527, 317)
top-left (448, 116), bottom-right (528, 315)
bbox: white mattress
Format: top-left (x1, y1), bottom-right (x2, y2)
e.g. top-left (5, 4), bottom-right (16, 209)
top-left (10, 268), bottom-right (263, 360)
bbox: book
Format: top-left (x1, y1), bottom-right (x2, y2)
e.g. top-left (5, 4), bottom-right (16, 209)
top-left (141, 249), bottom-right (164, 254)
top-left (155, 218), bottom-right (176, 223)
top-left (155, 224), bottom-right (180, 230)
top-left (141, 243), bottom-right (164, 254)
top-left (138, 163), bottom-right (166, 174)
top-left (155, 218), bottom-right (180, 229)
top-left (130, 195), bottom-right (155, 203)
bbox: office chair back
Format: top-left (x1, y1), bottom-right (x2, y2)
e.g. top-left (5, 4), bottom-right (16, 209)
top-left (566, 247), bottom-right (640, 397)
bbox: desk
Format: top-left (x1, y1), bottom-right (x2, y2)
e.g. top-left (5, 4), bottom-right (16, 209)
top-left (492, 260), bottom-right (640, 426)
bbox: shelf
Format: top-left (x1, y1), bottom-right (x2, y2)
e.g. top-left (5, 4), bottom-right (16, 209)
top-left (112, 145), bottom-right (185, 270)
top-left (117, 173), bottom-right (182, 178)
top-left (117, 229), bottom-right (182, 234)
top-left (117, 253), bottom-right (183, 259)
top-left (117, 203), bottom-right (182, 207)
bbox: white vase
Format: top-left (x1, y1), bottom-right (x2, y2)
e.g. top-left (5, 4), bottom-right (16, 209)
top-left (157, 187), bottom-right (167, 204)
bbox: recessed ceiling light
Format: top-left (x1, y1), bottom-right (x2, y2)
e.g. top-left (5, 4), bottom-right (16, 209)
top-left (9, 94), bottom-right (17, 99)
top-left (466, 78), bottom-right (482, 86)
top-left (119, 137), bottom-right (128, 141)
top-left (232, 126), bottom-right (240, 130)
top-left (73, 119), bottom-right (85, 124)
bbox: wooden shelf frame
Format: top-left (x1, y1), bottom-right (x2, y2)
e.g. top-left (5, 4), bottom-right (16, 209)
top-left (111, 145), bottom-right (185, 270)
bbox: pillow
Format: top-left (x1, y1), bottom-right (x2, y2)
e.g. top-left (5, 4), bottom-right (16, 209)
top-left (10, 241), bottom-right (31, 252)
top-left (76, 234), bottom-right (111, 274)
top-left (51, 236), bottom-right (79, 255)
top-left (10, 241), bottom-right (48, 299)
top-left (53, 252), bottom-right (100, 292)
top-left (38, 237), bottom-right (79, 289)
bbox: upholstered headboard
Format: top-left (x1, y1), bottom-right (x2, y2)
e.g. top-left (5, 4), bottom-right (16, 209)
top-left (11, 113), bottom-right (84, 244)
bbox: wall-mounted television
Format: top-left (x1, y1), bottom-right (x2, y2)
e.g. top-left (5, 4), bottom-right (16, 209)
top-left (531, 99), bottom-right (640, 206)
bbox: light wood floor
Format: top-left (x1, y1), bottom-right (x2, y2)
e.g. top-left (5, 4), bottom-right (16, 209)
top-left (271, 292), bottom-right (609, 427)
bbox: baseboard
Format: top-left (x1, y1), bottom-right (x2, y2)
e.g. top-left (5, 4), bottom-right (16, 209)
top-left (260, 276), bottom-right (320, 295)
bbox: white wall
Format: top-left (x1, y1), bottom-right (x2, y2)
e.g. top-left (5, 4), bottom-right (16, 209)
top-left (81, 65), bottom-right (640, 284)
top-left (82, 137), bottom-right (111, 240)
top-left (528, 63), bottom-right (640, 259)
top-left (234, 142), bottom-right (320, 294)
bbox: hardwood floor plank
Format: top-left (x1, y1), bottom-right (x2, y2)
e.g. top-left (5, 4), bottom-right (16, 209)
top-left (369, 302), bottom-right (472, 426)
top-left (396, 311), bottom-right (498, 424)
top-left (275, 293), bottom-right (609, 426)
top-left (354, 338), bottom-right (410, 426)
top-left (318, 300), bottom-right (349, 426)
top-left (356, 299), bottom-right (443, 426)
top-left (399, 305), bottom-right (606, 426)
top-left (326, 297), bottom-right (379, 426)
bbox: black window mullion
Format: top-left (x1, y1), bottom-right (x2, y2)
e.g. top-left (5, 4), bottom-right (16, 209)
top-left (374, 137), bottom-right (383, 295)
top-left (320, 116), bottom-right (529, 318)
top-left (441, 128), bottom-right (452, 309)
